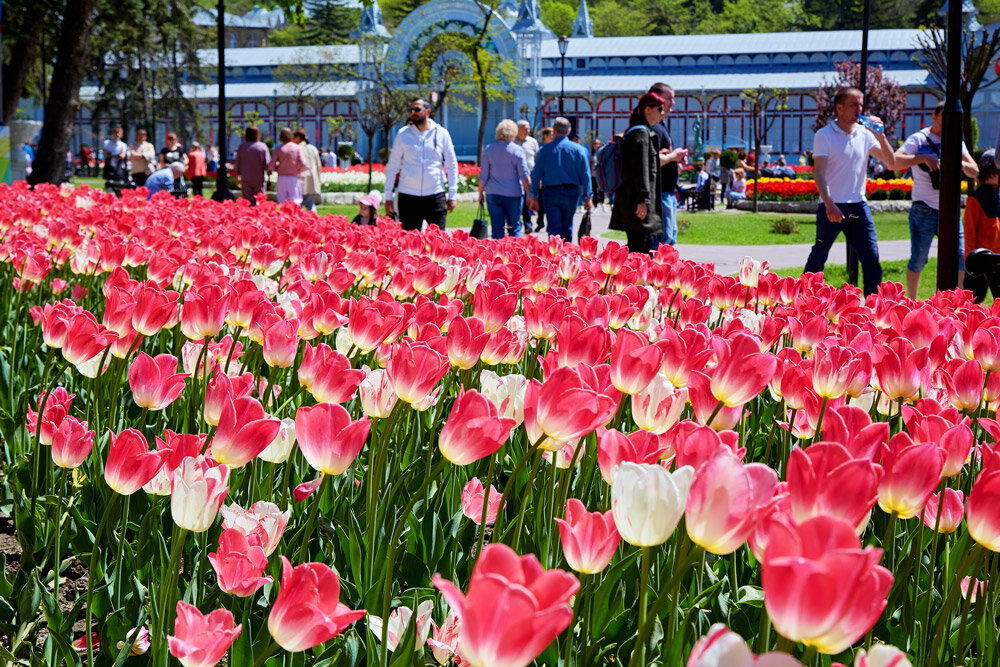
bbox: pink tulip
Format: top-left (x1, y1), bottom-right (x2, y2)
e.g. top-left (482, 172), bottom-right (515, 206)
top-left (555, 498), bottom-right (621, 574)
top-left (923, 488), bottom-right (964, 533)
top-left (461, 478), bottom-right (505, 525)
top-left (967, 448), bottom-right (1000, 550)
top-left (852, 644), bottom-right (913, 667)
top-left (685, 450), bottom-right (778, 555)
top-left (267, 556), bottom-right (366, 652)
top-left (630, 374), bottom-right (688, 434)
top-left (180, 284), bottom-right (230, 340)
top-left (688, 371), bottom-right (743, 430)
top-left (877, 432), bottom-right (943, 519)
top-left (208, 528), bottom-right (273, 597)
top-left (50, 416), bottom-right (95, 470)
top-left (447, 315), bottom-right (491, 369)
top-left (26, 386), bottom-right (75, 445)
top-left (596, 428), bottom-right (671, 484)
top-left (707, 333), bottom-right (777, 407)
top-left (294, 402), bottom-right (371, 475)
top-left (130, 283), bottom-right (179, 336)
top-left (524, 364), bottom-right (618, 449)
top-left (669, 420), bottom-right (744, 472)
top-left (810, 345), bottom-right (859, 400)
top-left (609, 329), bottom-right (663, 395)
top-left (427, 609), bottom-right (464, 665)
top-left (298, 343), bottom-right (365, 405)
top-left (128, 352), bottom-right (189, 411)
top-left (687, 623), bottom-right (803, 666)
top-left (873, 338), bottom-right (928, 402)
top-left (116, 626), bottom-right (150, 656)
top-left (961, 577), bottom-right (988, 603)
top-left (358, 366), bottom-right (398, 418)
top-left (293, 476), bottom-right (324, 502)
top-left (348, 296), bottom-right (408, 351)
top-left (904, 408), bottom-right (973, 478)
top-left (432, 544), bottom-right (579, 667)
top-left (821, 405), bottom-right (887, 461)
top-left (167, 601), bottom-right (242, 667)
top-left (387, 338), bottom-right (450, 405)
top-left (202, 371), bottom-right (255, 426)
top-left (144, 430), bottom-right (206, 496)
top-left (762, 515), bottom-right (892, 654)
top-left (472, 280), bottom-right (519, 332)
top-left (786, 443), bottom-right (881, 531)
top-left (368, 600), bottom-right (435, 652)
top-left (62, 312), bottom-right (115, 366)
top-left (209, 395), bottom-right (281, 468)
top-left (105, 428), bottom-right (165, 495)
top-left (439, 388), bottom-right (517, 465)
top-left (171, 456), bottom-right (230, 532)
top-left (939, 358), bottom-right (985, 413)
top-left (262, 318), bottom-right (300, 368)
top-left (219, 500), bottom-right (290, 556)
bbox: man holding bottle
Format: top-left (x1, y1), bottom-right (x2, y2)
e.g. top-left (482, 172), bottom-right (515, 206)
top-left (894, 100), bottom-right (979, 298)
top-left (803, 87), bottom-right (897, 296)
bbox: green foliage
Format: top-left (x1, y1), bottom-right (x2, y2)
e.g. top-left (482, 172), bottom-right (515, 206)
top-left (770, 217), bottom-right (800, 235)
top-left (719, 150), bottom-right (738, 170)
top-left (972, 117), bottom-right (980, 153)
top-left (337, 144), bottom-right (356, 161)
top-left (869, 188), bottom-right (889, 200)
top-left (540, 0), bottom-right (576, 36)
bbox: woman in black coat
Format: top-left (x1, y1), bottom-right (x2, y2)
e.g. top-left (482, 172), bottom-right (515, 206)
top-left (609, 92), bottom-right (668, 254)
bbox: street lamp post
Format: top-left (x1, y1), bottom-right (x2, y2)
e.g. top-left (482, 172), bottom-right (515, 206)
top-left (212, 0), bottom-right (234, 201)
top-left (558, 35), bottom-right (569, 117)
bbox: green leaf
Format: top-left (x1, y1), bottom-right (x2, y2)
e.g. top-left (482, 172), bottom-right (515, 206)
top-left (17, 573), bottom-right (40, 622)
top-left (736, 585), bottom-right (765, 607)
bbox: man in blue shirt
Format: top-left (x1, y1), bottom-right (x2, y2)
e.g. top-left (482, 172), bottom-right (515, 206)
top-left (145, 163), bottom-right (186, 199)
top-left (527, 117), bottom-right (593, 242)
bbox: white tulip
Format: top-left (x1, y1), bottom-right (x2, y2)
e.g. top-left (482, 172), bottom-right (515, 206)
top-left (611, 462), bottom-right (694, 547)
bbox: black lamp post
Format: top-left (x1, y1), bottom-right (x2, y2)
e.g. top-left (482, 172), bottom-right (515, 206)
top-left (558, 35), bottom-right (569, 116)
top-left (937, 0), bottom-right (965, 292)
top-left (212, 0), bottom-right (234, 201)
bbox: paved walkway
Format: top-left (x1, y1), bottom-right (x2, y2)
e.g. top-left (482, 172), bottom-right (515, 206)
top-left (549, 206), bottom-right (918, 276)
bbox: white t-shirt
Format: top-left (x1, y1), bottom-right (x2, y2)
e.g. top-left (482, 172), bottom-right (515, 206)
top-left (900, 128), bottom-right (970, 210)
top-left (812, 121), bottom-right (879, 203)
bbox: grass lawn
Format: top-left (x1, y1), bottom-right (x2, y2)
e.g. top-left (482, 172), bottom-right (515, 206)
top-left (602, 210), bottom-right (910, 246)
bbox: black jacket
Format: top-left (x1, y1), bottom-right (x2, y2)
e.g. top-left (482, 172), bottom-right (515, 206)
top-left (609, 124), bottom-right (662, 235)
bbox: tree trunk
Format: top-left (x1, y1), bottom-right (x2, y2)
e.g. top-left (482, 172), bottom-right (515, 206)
top-left (961, 93), bottom-right (975, 152)
top-left (477, 88), bottom-right (488, 165)
top-left (28, 0), bottom-right (100, 185)
top-left (752, 124), bottom-right (761, 214)
top-left (2, 21), bottom-right (42, 123)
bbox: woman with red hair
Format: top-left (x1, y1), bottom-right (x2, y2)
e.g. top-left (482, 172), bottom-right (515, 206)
top-left (609, 92), bottom-right (668, 253)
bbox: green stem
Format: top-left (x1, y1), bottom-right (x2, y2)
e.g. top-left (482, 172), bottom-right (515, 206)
top-left (509, 449), bottom-right (544, 551)
top-left (475, 452), bottom-right (497, 558)
top-left (113, 495), bottom-right (131, 609)
top-left (251, 639), bottom-right (280, 667)
top-left (492, 437), bottom-right (535, 536)
top-left (366, 401), bottom-right (404, 588)
top-left (634, 547), bottom-right (651, 667)
top-left (297, 474), bottom-right (331, 562)
top-left (929, 544), bottom-right (984, 667)
top-left (86, 493), bottom-right (121, 667)
top-left (705, 399), bottom-right (724, 428)
top-left (155, 527), bottom-right (189, 666)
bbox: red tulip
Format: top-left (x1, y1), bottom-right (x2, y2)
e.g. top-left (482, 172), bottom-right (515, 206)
top-left (938, 357), bottom-right (984, 413)
top-left (821, 405), bottom-right (887, 461)
top-left (685, 450), bottom-right (778, 555)
top-left (552, 315), bottom-right (612, 368)
top-left (762, 515), bottom-right (892, 654)
top-left (707, 333), bottom-right (777, 407)
top-left (387, 338), bottom-right (449, 405)
top-left (432, 544), bottom-right (579, 667)
top-left (50, 416), bottom-right (95, 469)
top-left (347, 296), bottom-right (408, 351)
top-left (461, 478), bottom-right (505, 525)
top-left (26, 387), bottom-right (74, 446)
top-left (105, 429), bottom-right (165, 495)
top-left (267, 556), bottom-right (366, 652)
top-left (877, 432), bottom-right (944, 519)
top-left (786, 443), bottom-right (881, 531)
top-left (298, 343), bottom-right (365, 404)
top-left (208, 528), bottom-right (273, 597)
top-left (523, 292), bottom-right (567, 340)
top-left (873, 338), bottom-right (928, 402)
top-left (128, 352), bottom-right (189, 411)
top-left (439, 388), bottom-right (516, 465)
top-left (596, 427), bottom-right (671, 484)
top-left (555, 498), bottom-right (621, 574)
top-left (609, 329), bottom-right (663, 395)
top-left (293, 476), bottom-right (324, 502)
top-left (669, 419), bottom-right (744, 472)
top-left (62, 312), bottom-right (115, 366)
top-left (904, 410), bottom-right (972, 478)
top-left (472, 280), bottom-right (519, 332)
top-left (210, 396), bottom-right (280, 468)
top-left (167, 601), bottom-right (241, 667)
top-left (923, 488), bottom-right (964, 533)
top-left (202, 371), bottom-right (255, 426)
top-left (598, 241), bottom-right (629, 276)
top-left (811, 345), bottom-right (859, 400)
top-left (967, 448), bottom-right (1000, 550)
top-left (294, 402), bottom-right (371, 475)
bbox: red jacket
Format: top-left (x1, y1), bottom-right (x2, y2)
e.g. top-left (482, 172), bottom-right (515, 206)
top-left (186, 150), bottom-right (207, 178)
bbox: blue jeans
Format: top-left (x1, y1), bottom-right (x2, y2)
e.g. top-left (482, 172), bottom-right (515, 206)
top-left (908, 200), bottom-right (965, 272)
top-left (486, 194), bottom-right (523, 238)
top-left (652, 192), bottom-right (677, 249)
top-left (541, 185), bottom-right (578, 242)
top-left (804, 201), bottom-right (883, 296)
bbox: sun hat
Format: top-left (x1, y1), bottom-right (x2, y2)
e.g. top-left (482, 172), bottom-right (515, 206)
top-left (359, 190), bottom-right (382, 208)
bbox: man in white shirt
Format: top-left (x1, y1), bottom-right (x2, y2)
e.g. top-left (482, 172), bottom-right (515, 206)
top-left (893, 100), bottom-right (979, 297)
top-left (129, 129), bottom-right (156, 187)
top-left (803, 87), bottom-right (897, 296)
top-left (384, 98), bottom-right (459, 230)
top-left (103, 127), bottom-right (129, 181)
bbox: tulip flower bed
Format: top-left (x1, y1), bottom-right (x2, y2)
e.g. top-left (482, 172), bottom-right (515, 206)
top-left (747, 178), bottom-right (913, 201)
top-left (319, 164), bottom-right (481, 193)
top-left (5, 180), bottom-right (1000, 667)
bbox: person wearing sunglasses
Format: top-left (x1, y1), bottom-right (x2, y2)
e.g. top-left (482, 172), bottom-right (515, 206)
top-left (384, 98), bottom-right (459, 230)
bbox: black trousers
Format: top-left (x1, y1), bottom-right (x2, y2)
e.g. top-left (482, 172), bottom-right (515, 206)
top-left (131, 173), bottom-right (148, 187)
top-left (191, 176), bottom-right (204, 197)
top-left (397, 192), bottom-right (447, 231)
top-left (966, 270), bottom-right (1000, 303)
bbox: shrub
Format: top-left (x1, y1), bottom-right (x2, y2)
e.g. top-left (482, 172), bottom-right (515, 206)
top-left (869, 189), bottom-right (889, 200)
top-left (379, 148), bottom-right (390, 164)
top-left (719, 150), bottom-right (738, 170)
top-left (677, 217), bottom-right (691, 235)
top-left (888, 188), bottom-right (905, 200)
top-left (771, 217), bottom-right (800, 235)
top-left (336, 144), bottom-right (355, 161)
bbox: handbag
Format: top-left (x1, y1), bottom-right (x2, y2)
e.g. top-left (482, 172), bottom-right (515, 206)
top-left (577, 210), bottom-right (592, 241)
top-left (470, 200), bottom-right (489, 240)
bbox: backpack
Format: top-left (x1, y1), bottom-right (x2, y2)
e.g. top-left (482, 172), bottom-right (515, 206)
top-left (595, 125), bottom-right (647, 195)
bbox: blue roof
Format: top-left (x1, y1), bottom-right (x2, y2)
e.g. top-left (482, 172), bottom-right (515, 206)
top-left (539, 28), bottom-right (926, 58)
